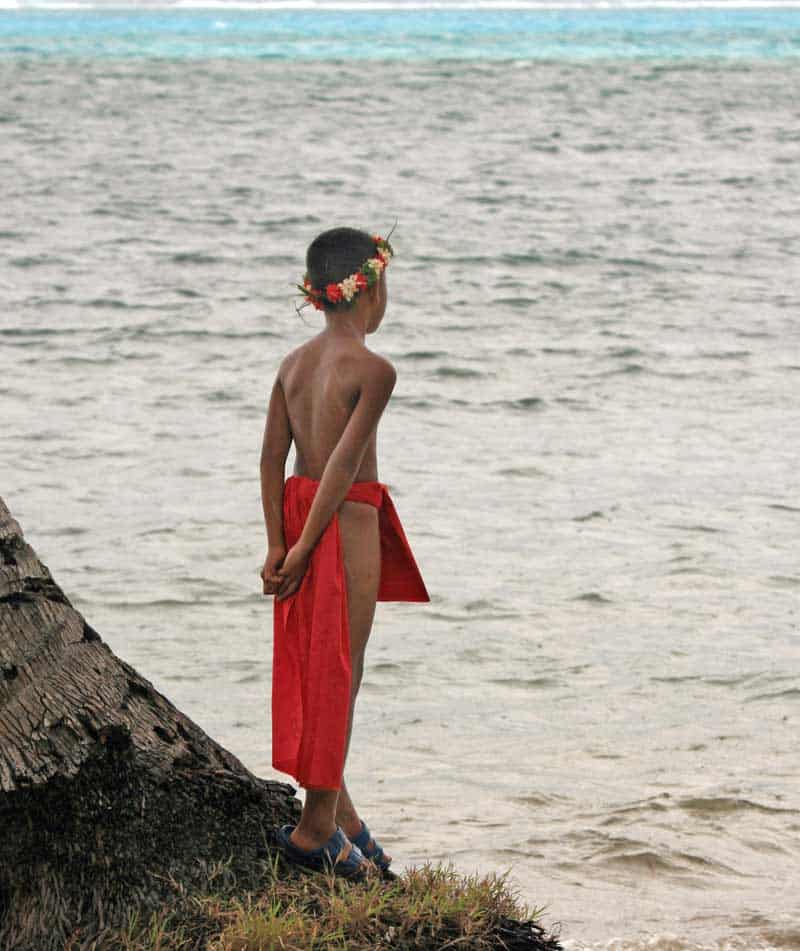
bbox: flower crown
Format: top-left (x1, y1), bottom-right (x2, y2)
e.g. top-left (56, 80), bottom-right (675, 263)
top-left (298, 235), bottom-right (394, 312)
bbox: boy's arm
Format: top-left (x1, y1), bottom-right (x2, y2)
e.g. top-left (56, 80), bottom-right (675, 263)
top-left (260, 372), bottom-right (293, 550)
top-left (275, 356), bottom-right (396, 600)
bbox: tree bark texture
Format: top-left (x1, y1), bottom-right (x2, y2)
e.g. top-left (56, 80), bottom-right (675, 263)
top-left (0, 495), bottom-right (299, 950)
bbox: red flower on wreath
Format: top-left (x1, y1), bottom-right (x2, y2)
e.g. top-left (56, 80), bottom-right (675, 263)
top-left (326, 283), bottom-right (343, 303)
top-left (303, 278), bottom-right (325, 310)
top-left (354, 272), bottom-right (368, 291)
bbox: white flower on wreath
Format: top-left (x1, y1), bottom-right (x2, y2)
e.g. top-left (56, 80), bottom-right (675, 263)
top-left (340, 274), bottom-right (359, 301)
top-left (367, 257), bottom-right (385, 274)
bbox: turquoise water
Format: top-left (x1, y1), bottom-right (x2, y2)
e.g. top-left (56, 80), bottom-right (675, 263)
top-left (2, 7), bottom-right (800, 59)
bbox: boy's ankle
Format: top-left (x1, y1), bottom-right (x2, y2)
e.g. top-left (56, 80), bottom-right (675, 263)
top-left (294, 817), bottom-right (337, 847)
top-left (335, 811), bottom-right (362, 839)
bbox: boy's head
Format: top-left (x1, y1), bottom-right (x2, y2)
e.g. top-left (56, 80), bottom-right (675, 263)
top-left (302, 227), bottom-right (392, 317)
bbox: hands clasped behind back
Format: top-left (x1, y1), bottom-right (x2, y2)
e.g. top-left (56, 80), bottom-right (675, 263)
top-left (261, 544), bottom-right (285, 596)
top-left (262, 542), bottom-right (311, 601)
top-left (276, 542), bottom-right (312, 600)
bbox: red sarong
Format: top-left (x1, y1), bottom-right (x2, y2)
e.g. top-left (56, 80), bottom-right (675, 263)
top-left (272, 475), bottom-right (429, 790)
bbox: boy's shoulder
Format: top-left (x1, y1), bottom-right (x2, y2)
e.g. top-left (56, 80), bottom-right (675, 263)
top-left (280, 338), bottom-right (395, 383)
top-left (277, 339), bottom-right (310, 371)
top-left (349, 348), bottom-right (396, 395)
top-left (360, 347), bottom-right (396, 380)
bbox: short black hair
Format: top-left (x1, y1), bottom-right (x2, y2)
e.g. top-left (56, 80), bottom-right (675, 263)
top-left (306, 227), bottom-right (378, 312)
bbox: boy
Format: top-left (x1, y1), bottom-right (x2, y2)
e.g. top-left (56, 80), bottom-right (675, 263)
top-left (260, 227), bottom-right (429, 879)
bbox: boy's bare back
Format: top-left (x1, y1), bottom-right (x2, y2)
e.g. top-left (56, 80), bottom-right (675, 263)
top-left (260, 228), bottom-right (395, 604)
top-left (279, 333), bottom-right (395, 484)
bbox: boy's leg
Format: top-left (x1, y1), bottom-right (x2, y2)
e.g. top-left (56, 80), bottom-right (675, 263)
top-left (333, 501), bottom-right (387, 855)
top-left (335, 660), bottom-right (392, 864)
top-left (291, 788), bottom-right (339, 851)
top-left (334, 648), bottom-right (368, 836)
top-left (290, 501), bottom-right (379, 852)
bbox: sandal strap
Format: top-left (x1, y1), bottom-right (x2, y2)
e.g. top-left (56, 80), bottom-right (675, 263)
top-left (352, 820), bottom-right (391, 870)
top-left (333, 836), bottom-right (357, 867)
top-left (352, 820), bottom-right (373, 852)
top-left (330, 836), bottom-right (367, 876)
top-left (276, 825), bottom-right (367, 878)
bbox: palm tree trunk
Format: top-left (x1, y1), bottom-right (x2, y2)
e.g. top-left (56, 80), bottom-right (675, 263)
top-left (0, 495), bottom-right (299, 950)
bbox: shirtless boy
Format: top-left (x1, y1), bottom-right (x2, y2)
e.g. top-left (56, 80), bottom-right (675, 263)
top-left (260, 227), bottom-right (429, 879)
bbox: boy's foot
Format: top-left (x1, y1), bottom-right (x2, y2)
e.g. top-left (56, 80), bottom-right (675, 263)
top-left (276, 824), bottom-right (369, 879)
top-left (289, 823), bottom-right (338, 854)
top-left (350, 820), bottom-right (396, 879)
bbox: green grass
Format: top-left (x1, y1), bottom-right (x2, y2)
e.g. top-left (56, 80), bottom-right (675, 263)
top-left (99, 857), bottom-right (552, 951)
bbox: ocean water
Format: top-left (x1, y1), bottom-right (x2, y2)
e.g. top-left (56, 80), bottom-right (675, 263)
top-left (2, 7), bottom-right (800, 58)
top-left (1, 7), bottom-right (799, 950)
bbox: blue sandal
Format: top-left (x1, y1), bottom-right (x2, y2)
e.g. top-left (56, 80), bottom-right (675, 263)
top-left (351, 820), bottom-right (396, 879)
top-left (276, 825), bottom-right (369, 879)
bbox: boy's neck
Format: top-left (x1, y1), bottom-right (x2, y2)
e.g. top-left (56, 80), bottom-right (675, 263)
top-left (323, 303), bottom-right (371, 341)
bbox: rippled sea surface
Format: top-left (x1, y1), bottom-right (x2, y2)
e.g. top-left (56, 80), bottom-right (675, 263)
top-left (2, 9), bottom-right (800, 949)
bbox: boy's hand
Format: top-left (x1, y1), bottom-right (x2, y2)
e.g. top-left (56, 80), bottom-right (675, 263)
top-left (275, 542), bottom-right (311, 601)
top-left (261, 544), bottom-right (286, 596)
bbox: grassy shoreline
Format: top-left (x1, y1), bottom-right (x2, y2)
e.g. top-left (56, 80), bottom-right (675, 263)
top-left (89, 858), bottom-right (561, 951)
